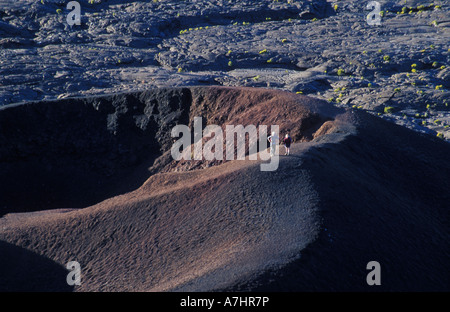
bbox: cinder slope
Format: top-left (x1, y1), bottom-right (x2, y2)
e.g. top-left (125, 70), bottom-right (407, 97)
top-left (0, 144), bottom-right (322, 292)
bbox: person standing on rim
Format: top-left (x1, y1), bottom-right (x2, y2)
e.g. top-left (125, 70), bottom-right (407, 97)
top-left (283, 133), bottom-right (292, 155)
top-left (267, 131), bottom-right (279, 157)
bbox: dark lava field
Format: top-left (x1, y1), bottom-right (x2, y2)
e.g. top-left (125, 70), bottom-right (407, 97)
top-left (0, 0), bottom-right (449, 140)
top-left (0, 1), bottom-right (449, 294)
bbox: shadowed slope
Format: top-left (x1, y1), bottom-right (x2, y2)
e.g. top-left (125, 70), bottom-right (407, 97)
top-left (0, 240), bottom-right (74, 292)
top-left (0, 89), bottom-right (192, 215)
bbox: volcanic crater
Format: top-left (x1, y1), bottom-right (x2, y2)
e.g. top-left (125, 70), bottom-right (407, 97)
top-left (0, 86), bottom-right (449, 292)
